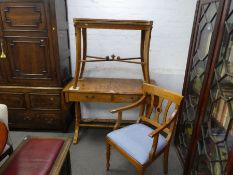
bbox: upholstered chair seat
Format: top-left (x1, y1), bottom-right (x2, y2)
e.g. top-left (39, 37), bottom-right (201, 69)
top-left (107, 123), bottom-right (167, 165)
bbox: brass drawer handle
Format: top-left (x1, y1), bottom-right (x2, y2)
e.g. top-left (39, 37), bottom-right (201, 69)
top-left (0, 39), bottom-right (6, 59)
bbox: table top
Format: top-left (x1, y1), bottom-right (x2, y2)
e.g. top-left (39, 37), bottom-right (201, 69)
top-left (73, 18), bottom-right (153, 30)
top-left (63, 78), bottom-right (144, 95)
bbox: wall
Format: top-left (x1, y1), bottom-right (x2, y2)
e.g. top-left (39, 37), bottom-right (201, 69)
top-left (67, 0), bottom-right (197, 119)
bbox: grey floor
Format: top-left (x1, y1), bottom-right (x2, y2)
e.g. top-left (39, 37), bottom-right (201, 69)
top-left (8, 123), bottom-right (183, 175)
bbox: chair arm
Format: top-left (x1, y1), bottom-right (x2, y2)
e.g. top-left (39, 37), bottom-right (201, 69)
top-left (110, 95), bottom-right (146, 114)
top-left (148, 110), bottom-right (178, 160)
top-left (148, 109), bottom-right (178, 138)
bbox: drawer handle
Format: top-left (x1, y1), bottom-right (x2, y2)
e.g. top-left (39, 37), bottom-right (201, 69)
top-left (0, 39), bottom-right (6, 59)
top-left (50, 97), bottom-right (54, 101)
top-left (85, 95), bottom-right (95, 99)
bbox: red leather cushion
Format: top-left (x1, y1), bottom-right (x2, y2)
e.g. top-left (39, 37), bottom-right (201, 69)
top-left (2, 138), bottom-right (64, 175)
top-left (0, 121), bottom-right (8, 155)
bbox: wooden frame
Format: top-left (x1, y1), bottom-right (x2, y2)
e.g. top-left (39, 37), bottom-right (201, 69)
top-left (72, 18), bottom-right (153, 88)
top-left (225, 148), bottom-right (233, 175)
top-left (106, 83), bottom-right (183, 175)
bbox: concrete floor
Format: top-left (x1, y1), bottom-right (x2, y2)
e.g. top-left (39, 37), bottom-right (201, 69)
top-left (8, 125), bottom-right (183, 175)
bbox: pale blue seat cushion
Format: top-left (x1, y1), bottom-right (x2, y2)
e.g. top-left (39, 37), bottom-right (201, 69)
top-left (107, 123), bottom-right (167, 165)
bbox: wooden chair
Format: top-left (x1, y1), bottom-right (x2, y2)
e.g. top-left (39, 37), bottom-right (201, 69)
top-left (0, 104), bottom-right (13, 162)
top-left (106, 83), bottom-right (183, 175)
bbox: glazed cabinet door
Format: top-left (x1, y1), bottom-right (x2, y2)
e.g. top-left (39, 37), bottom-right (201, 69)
top-left (175, 0), bottom-right (224, 165)
top-left (190, 0), bottom-right (233, 174)
top-left (0, 0), bottom-right (58, 86)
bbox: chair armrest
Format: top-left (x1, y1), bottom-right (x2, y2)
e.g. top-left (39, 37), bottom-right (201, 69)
top-left (148, 110), bottom-right (178, 160)
top-left (148, 109), bottom-right (178, 138)
top-left (110, 95), bottom-right (146, 114)
top-left (111, 95), bottom-right (146, 130)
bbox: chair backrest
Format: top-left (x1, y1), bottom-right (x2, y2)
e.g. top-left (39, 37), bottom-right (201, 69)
top-left (139, 83), bottom-right (183, 142)
top-left (0, 121), bottom-right (8, 155)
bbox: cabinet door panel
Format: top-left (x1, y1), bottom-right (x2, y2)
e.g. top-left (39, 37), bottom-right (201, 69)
top-left (4, 37), bottom-right (56, 85)
top-left (0, 2), bottom-right (47, 31)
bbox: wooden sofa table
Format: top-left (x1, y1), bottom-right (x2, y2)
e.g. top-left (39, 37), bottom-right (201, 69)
top-left (63, 78), bottom-right (144, 144)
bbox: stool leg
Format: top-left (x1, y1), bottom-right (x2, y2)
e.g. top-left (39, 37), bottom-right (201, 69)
top-left (66, 151), bottom-right (71, 175)
top-left (62, 151), bottom-right (71, 175)
top-left (106, 141), bottom-right (111, 171)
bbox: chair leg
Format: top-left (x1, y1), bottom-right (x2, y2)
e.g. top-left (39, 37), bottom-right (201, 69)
top-left (136, 167), bottom-right (144, 175)
top-left (163, 147), bottom-right (169, 175)
top-left (106, 141), bottom-right (111, 171)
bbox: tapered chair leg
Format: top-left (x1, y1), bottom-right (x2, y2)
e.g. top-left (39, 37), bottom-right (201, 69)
top-left (136, 167), bottom-right (144, 175)
top-left (163, 147), bottom-right (169, 175)
top-left (106, 141), bottom-right (111, 171)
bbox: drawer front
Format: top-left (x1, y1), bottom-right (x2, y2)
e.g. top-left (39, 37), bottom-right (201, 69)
top-left (112, 94), bottom-right (141, 103)
top-left (68, 93), bottom-right (112, 102)
top-left (0, 92), bottom-right (26, 109)
top-left (9, 110), bottom-right (61, 130)
top-left (29, 93), bottom-right (61, 110)
top-left (1, 2), bottom-right (47, 31)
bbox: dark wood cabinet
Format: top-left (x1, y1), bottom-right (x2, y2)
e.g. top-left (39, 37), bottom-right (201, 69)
top-left (175, 0), bottom-right (233, 174)
top-left (0, 0), bottom-right (72, 131)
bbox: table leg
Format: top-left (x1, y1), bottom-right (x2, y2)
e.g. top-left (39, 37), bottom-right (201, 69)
top-left (73, 102), bottom-right (81, 144)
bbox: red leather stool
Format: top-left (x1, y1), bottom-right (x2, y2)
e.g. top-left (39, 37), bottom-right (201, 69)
top-left (0, 136), bottom-right (72, 175)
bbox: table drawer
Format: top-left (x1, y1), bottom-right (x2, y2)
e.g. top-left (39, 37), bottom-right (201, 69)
top-left (112, 94), bottom-right (141, 103)
top-left (68, 93), bottom-right (112, 102)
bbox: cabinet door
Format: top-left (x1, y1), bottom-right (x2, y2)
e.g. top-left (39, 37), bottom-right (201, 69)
top-left (0, 2), bottom-right (47, 31)
top-left (3, 37), bottom-right (56, 86)
top-left (175, 0), bottom-right (224, 167)
top-left (191, 0), bottom-right (233, 174)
